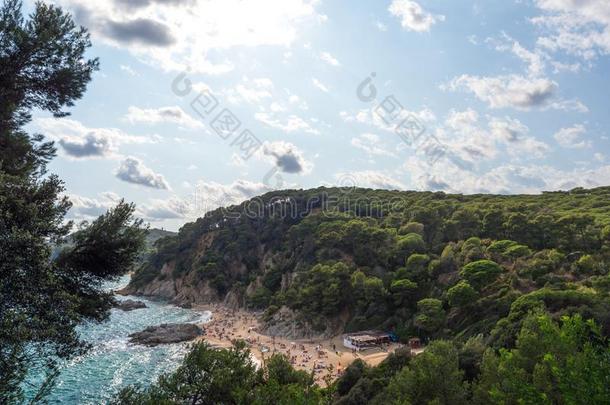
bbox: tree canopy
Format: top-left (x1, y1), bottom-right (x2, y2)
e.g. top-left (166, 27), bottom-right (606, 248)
top-left (0, 1), bottom-right (145, 402)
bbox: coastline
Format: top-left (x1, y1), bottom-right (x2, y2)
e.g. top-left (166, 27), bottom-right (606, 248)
top-left (194, 303), bottom-right (407, 386)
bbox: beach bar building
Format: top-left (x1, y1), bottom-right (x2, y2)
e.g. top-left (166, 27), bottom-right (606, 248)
top-left (342, 331), bottom-right (392, 351)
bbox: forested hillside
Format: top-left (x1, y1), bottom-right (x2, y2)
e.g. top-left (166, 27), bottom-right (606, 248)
top-left (127, 186), bottom-right (610, 344)
top-left (118, 186), bottom-right (610, 403)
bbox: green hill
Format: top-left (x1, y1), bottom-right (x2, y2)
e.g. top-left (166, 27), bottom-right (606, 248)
top-left (125, 186), bottom-right (610, 343)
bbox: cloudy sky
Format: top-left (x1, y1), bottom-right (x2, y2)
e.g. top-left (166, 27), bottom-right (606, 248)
top-left (26, 0), bottom-right (610, 230)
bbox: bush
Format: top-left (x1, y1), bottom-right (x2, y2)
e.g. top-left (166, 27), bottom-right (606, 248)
top-left (504, 244), bottom-right (532, 259)
top-left (462, 237), bottom-right (482, 250)
top-left (407, 253), bottom-right (429, 269)
top-left (405, 253), bottom-right (430, 281)
top-left (460, 260), bottom-right (503, 289)
top-left (374, 341), bottom-right (466, 405)
top-left (575, 254), bottom-right (596, 273)
top-left (461, 237), bottom-right (485, 262)
top-left (397, 233), bottom-right (426, 258)
top-left (487, 240), bottom-right (518, 255)
top-left (399, 222), bottom-right (425, 236)
top-left (336, 359), bottom-right (368, 396)
top-left (447, 281), bottom-right (478, 308)
top-left (440, 243), bottom-right (457, 272)
top-left (428, 259), bottom-right (442, 278)
top-left (602, 225), bottom-right (610, 242)
top-left (414, 298), bottom-right (445, 333)
top-left (390, 278), bottom-right (418, 307)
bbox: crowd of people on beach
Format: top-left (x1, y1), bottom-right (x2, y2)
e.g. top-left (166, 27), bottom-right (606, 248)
top-left (200, 305), bottom-right (349, 384)
top-left (199, 304), bottom-right (410, 385)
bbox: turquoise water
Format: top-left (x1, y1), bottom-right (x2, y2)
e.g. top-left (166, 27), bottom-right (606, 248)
top-left (24, 276), bottom-right (211, 404)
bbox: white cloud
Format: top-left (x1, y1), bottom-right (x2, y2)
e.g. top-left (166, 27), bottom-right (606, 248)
top-left (69, 191), bottom-right (191, 222)
top-left (312, 78), bottom-right (330, 93)
top-left (58, 133), bottom-right (115, 158)
top-left (335, 171), bottom-right (406, 190)
top-left (488, 117), bottom-right (550, 158)
top-left (115, 157), bottom-right (171, 190)
top-left (260, 141), bottom-right (313, 174)
top-left (319, 51), bottom-right (341, 67)
top-left (34, 118), bottom-right (152, 159)
top-left (510, 137), bottom-right (551, 158)
top-left (445, 108), bottom-right (479, 131)
top-left (446, 74), bottom-right (586, 112)
top-left (270, 102), bottom-right (287, 112)
top-left (550, 60), bottom-right (581, 73)
top-left (258, 88), bottom-right (313, 113)
top-left (255, 112), bottom-right (320, 135)
top-left (439, 113), bottom-right (497, 164)
top-left (287, 93), bottom-right (309, 110)
top-left (432, 112), bottom-right (550, 167)
top-left (488, 116), bottom-right (529, 143)
top-left (491, 33), bottom-right (547, 76)
top-left (404, 156), bottom-right (610, 194)
top-left (446, 74), bottom-right (557, 110)
top-left (125, 106), bottom-right (203, 129)
top-left (342, 105), bottom-right (549, 169)
top-left (351, 133), bottom-right (397, 157)
top-left (225, 77), bottom-right (275, 104)
top-left (68, 184), bottom-right (271, 224)
top-left (388, 0), bottom-right (444, 32)
top-left (189, 179), bottom-right (273, 216)
top-left (496, 164), bottom-right (610, 192)
top-left (546, 98), bottom-right (589, 113)
top-left (532, 0), bottom-right (610, 61)
top-left (536, 0), bottom-right (610, 25)
top-left (59, 0), bottom-right (324, 73)
top-left (138, 196), bottom-right (191, 220)
top-left (67, 192), bottom-right (121, 220)
top-left (340, 106), bottom-right (436, 133)
top-left (554, 124), bottom-right (591, 148)
top-left (120, 64), bottom-right (138, 76)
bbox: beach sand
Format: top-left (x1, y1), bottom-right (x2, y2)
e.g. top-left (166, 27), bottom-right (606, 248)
top-left (194, 304), bottom-right (406, 387)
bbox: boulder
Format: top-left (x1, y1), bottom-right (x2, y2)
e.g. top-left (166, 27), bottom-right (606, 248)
top-left (115, 299), bottom-right (147, 311)
top-left (129, 323), bottom-right (203, 346)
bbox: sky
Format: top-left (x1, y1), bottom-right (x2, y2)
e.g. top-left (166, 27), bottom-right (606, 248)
top-left (24, 0), bottom-right (610, 231)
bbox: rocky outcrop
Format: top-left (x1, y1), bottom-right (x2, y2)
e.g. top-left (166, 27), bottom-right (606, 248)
top-left (223, 289), bottom-right (245, 310)
top-left (123, 256), bottom-right (256, 308)
top-left (118, 262), bottom-right (177, 299)
top-left (128, 323), bottom-right (203, 346)
top-left (122, 225), bottom-right (345, 340)
top-left (259, 306), bottom-right (348, 340)
top-left (171, 275), bottom-right (220, 307)
top-left (115, 299), bottom-right (147, 311)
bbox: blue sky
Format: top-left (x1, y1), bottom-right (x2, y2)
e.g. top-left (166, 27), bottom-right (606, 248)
top-left (26, 0), bottom-right (610, 230)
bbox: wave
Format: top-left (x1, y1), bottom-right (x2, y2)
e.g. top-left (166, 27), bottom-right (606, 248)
top-left (23, 274), bottom-right (212, 404)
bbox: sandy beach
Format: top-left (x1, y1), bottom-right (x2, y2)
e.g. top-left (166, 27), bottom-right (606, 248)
top-left (195, 304), bottom-right (408, 386)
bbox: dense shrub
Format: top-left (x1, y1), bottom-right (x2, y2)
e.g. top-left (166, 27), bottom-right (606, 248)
top-left (460, 260), bottom-right (503, 289)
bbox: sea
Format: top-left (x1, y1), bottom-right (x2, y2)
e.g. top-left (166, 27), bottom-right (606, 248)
top-left (23, 275), bottom-right (211, 404)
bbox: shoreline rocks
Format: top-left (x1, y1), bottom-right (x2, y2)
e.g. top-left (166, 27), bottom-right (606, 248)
top-left (129, 323), bottom-right (203, 346)
top-left (115, 299), bottom-right (147, 311)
